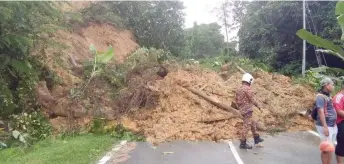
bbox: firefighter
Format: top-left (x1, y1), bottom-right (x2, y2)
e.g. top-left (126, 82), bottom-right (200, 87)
top-left (235, 73), bottom-right (264, 149)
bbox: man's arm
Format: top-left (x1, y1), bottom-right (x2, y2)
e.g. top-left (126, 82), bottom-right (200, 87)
top-left (318, 108), bottom-right (328, 127)
top-left (245, 88), bottom-right (260, 109)
top-left (316, 96), bottom-right (328, 127)
top-left (337, 110), bottom-right (344, 118)
top-left (334, 94), bottom-right (344, 117)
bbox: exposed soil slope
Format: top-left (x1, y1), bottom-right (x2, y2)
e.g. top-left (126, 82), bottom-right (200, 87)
top-left (32, 22), bottom-right (138, 131)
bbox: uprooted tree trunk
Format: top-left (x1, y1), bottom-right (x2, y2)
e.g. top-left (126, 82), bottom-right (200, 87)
top-left (180, 86), bottom-right (243, 118)
top-left (199, 115), bottom-right (237, 123)
top-left (234, 63), bottom-right (246, 74)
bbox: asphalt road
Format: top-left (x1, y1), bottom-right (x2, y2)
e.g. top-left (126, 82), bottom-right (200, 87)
top-left (103, 131), bottom-right (337, 164)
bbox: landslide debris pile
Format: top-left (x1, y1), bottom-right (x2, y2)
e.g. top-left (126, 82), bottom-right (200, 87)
top-left (122, 67), bottom-right (315, 144)
top-left (33, 23), bottom-right (139, 131)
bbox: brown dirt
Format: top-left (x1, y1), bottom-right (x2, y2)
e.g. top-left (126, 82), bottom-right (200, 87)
top-left (32, 22), bottom-right (138, 131)
top-left (39, 23), bottom-right (139, 66)
top-left (31, 2), bottom-right (315, 140)
top-left (120, 67), bottom-right (315, 144)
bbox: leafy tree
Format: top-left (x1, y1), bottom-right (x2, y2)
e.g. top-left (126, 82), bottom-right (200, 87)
top-left (226, 40), bottom-right (238, 50)
top-left (0, 2), bottom-right (61, 117)
top-left (297, 1), bottom-right (344, 61)
top-left (215, 0), bottom-right (231, 52)
top-left (183, 22), bottom-right (224, 58)
top-left (232, 1), bottom-right (342, 75)
top-left (214, 0), bottom-right (244, 55)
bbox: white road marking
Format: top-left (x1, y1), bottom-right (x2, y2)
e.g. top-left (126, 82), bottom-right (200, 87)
top-left (228, 141), bottom-right (244, 164)
top-left (307, 130), bottom-right (320, 137)
top-left (98, 140), bottom-right (127, 164)
top-left (308, 130), bottom-right (337, 145)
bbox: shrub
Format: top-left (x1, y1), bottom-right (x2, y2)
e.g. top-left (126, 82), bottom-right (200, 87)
top-left (9, 112), bottom-right (52, 142)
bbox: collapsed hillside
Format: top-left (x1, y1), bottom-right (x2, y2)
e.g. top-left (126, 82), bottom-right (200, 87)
top-left (27, 2), bottom-right (314, 141)
top-left (119, 66), bottom-right (315, 144)
top-left (32, 22), bottom-right (138, 131)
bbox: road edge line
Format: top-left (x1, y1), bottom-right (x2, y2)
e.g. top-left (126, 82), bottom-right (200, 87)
top-left (308, 130), bottom-right (337, 145)
top-left (98, 140), bottom-right (127, 164)
top-left (307, 130), bottom-right (320, 137)
top-left (228, 141), bottom-right (244, 164)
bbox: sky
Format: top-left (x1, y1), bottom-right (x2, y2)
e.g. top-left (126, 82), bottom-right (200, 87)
top-left (181, 0), bottom-right (239, 40)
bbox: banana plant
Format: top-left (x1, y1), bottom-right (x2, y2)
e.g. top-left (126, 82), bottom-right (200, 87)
top-left (296, 1), bottom-right (344, 61)
top-left (70, 45), bottom-right (115, 99)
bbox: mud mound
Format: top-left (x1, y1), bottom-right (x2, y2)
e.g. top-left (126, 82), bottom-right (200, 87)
top-left (122, 68), bottom-right (315, 144)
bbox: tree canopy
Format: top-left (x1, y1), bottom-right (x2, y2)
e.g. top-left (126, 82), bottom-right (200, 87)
top-left (231, 1), bottom-right (343, 75)
top-left (0, 2), bottom-right (61, 117)
top-left (183, 22), bottom-right (225, 58)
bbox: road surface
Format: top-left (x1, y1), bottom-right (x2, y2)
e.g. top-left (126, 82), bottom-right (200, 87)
top-left (100, 131), bottom-right (336, 164)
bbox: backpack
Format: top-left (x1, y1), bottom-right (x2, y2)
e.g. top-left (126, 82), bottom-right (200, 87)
top-left (310, 94), bottom-right (328, 121)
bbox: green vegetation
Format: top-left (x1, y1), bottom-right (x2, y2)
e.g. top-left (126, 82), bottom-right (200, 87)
top-left (297, 1), bottom-right (344, 61)
top-left (183, 23), bottom-right (225, 58)
top-left (0, 1), bottom-right (343, 162)
top-left (295, 1), bottom-right (344, 88)
top-left (226, 1), bottom-right (343, 75)
top-left (7, 112), bottom-right (52, 146)
top-left (0, 117), bottom-right (145, 164)
top-left (0, 134), bottom-right (115, 164)
top-left (97, 47), bottom-right (170, 97)
top-left (71, 45), bottom-right (114, 100)
top-left (0, 2), bottom-right (61, 118)
top-left (197, 54), bottom-right (272, 73)
top-left (90, 118), bottom-right (145, 142)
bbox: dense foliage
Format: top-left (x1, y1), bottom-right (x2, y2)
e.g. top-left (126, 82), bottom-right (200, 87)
top-left (1, 1), bottom-right (343, 151)
top-left (0, 2), bottom-right (61, 118)
top-left (297, 1), bottom-right (344, 62)
top-left (183, 23), bottom-right (224, 58)
top-left (231, 1), bottom-right (343, 75)
top-left (295, 1), bottom-right (344, 90)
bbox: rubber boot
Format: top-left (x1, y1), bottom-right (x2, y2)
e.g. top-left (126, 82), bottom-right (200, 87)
top-left (239, 140), bottom-right (252, 149)
top-left (254, 135), bottom-right (264, 145)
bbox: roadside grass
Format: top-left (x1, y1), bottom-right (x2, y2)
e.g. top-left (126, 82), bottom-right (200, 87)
top-left (0, 134), bottom-right (116, 164)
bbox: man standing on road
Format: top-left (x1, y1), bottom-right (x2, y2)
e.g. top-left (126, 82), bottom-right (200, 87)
top-left (235, 73), bottom-right (264, 149)
top-left (315, 78), bottom-right (337, 164)
top-left (334, 81), bottom-right (344, 164)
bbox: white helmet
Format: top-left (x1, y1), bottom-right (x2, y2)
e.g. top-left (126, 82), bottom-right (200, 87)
top-left (242, 73), bottom-right (254, 84)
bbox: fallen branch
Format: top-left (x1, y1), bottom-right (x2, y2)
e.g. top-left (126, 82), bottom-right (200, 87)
top-left (199, 116), bottom-right (237, 123)
top-left (297, 110), bottom-right (311, 117)
top-left (199, 84), bottom-right (208, 91)
top-left (234, 63), bottom-right (246, 74)
top-left (181, 86), bottom-right (242, 118)
top-left (224, 63), bottom-right (246, 83)
top-left (68, 54), bottom-right (78, 68)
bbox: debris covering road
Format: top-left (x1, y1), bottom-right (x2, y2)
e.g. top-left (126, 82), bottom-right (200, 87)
top-left (121, 68), bottom-right (315, 144)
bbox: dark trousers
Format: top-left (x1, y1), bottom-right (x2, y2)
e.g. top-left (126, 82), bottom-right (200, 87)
top-left (240, 112), bottom-right (259, 141)
top-left (336, 120), bottom-right (344, 157)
